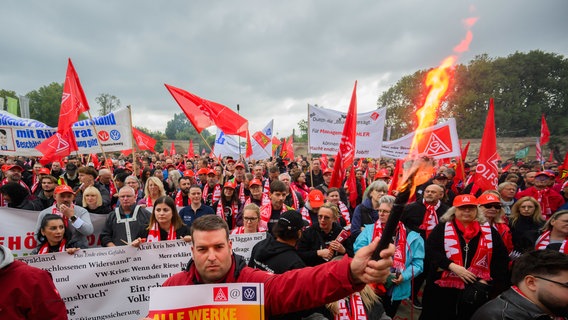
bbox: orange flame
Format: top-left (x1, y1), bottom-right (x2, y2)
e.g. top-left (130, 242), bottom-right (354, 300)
top-left (401, 16), bottom-right (478, 192)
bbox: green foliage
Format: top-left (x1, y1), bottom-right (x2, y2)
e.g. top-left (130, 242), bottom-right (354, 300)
top-left (378, 51), bottom-right (568, 147)
top-left (296, 119), bottom-right (308, 142)
top-left (27, 82), bottom-right (63, 127)
top-left (95, 93), bottom-right (121, 116)
top-left (165, 112), bottom-right (211, 141)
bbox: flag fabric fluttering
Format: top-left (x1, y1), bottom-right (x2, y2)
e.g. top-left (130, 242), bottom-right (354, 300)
top-left (280, 136), bottom-right (294, 162)
top-left (132, 127), bottom-right (157, 153)
top-left (540, 114), bottom-right (550, 146)
top-left (535, 138), bottom-right (542, 163)
top-left (187, 140), bottom-right (195, 159)
top-left (515, 147), bottom-right (529, 159)
top-left (472, 98), bottom-right (500, 193)
top-left (271, 136), bottom-right (281, 157)
top-left (164, 84), bottom-right (248, 138)
top-left (330, 81), bottom-right (358, 188)
top-left (36, 59), bottom-right (90, 164)
top-left (170, 142), bottom-right (176, 155)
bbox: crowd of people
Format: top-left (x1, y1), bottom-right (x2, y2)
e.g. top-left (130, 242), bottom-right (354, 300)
top-left (1, 152), bottom-right (568, 319)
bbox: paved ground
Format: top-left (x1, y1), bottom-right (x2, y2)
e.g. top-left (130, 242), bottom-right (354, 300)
top-left (392, 299), bottom-right (422, 320)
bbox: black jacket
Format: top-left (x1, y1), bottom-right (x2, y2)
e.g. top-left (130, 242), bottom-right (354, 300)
top-left (471, 288), bottom-right (554, 320)
top-left (248, 234), bottom-right (305, 274)
top-left (401, 200), bottom-right (450, 240)
top-left (297, 223), bottom-right (354, 266)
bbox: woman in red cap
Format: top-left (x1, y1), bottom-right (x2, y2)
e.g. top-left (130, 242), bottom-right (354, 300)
top-left (478, 192), bottom-right (513, 254)
top-left (212, 180), bottom-right (242, 229)
top-left (419, 195), bottom-right (509, 320)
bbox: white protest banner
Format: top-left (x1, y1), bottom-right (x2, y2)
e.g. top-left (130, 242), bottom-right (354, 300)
top-left (249, 120), bottom-right (273, 160)
top-left (18, 233), bottom-right (266, 320)
top-left (308, 105), bottom-right (386, 157)
top-left (0, 107), bottom-right (133, 156)
top-left (148, 283), bottom-right (264, 319)
top-left (214, 128), bottom-right (245, 159)
top-left (380, 118), bottom-right (460, 159)
top-left (0, 207), bottom-right (106, 257)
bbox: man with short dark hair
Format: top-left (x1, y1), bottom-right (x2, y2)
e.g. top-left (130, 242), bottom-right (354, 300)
top-left (174, 176), bottom-right (192, 207)
top-left (306, 158), bottom-right (324, 188)
top-left (259, 180), bottom-right (293, 233)
top-left (472, 249), bottom-right (568, 319)
top-left (160, 215), bottom-right (395, 319)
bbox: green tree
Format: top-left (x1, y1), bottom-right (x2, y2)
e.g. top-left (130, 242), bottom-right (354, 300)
top-left (27, 82), bottom-right (64, 127)
top-left (0, 89), bottom-right (18, 112)
top-left (296, 119), bottom-right (308, 142)
top-left (165, 112), bottom-right (211, 141)
top-left (95, 93), bottom-right (121, 115)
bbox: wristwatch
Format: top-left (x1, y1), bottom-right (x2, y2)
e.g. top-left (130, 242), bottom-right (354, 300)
top-left (70, 215), bottom-right (78, 222)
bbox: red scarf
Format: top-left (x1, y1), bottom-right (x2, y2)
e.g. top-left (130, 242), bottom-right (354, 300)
top-left (419, 200), bottom-right (440, 239)
top-left (230, 225), bottom-right (267, 235)
top-left (372, 220), bottom-right (407, 271)
top-left (300, 207), bottom-right (313, 226)
top-left (147, 222), bottom-right (176, 242)
top-left (334, 292), bottom-right (367, 320)
top-left (145, 196), bottom-right (154, 208)
top-left (436, 221), bottom-right (493, 289)
top-left (202, 184), bottom-right (221, 204)
top-left (38, 239), bottom-right (67, 254)
top-left (288, 187), bottom-right (300, 210)
top-left (216, 199), bottom-right (239, 221)
top-left (237, 182), bottom-right (246, 204)
top-left (338, 201), bottom-right (351, 225)
top-left (536, 188), bottom-right (554, 219)
top-left (535, 230), bottom-right (568, 253)
top-left (259, 203), bottom-right (286, 229)
top-left (175, 191), bottom-right (187, 207)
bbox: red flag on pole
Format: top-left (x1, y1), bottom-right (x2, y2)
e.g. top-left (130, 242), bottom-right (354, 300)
top-left (170, 142), bottom-right (176, 155)
top-left (246, 131), bottom-right (253, 158)
top-left (187, 140), bottom-right (195, 159)
top-left (132, 127), bottom-right (157, 153)
top-left (548, 150), bottom-right (554, 163)
top-left (535, 138), bottom-right (542, 162)
top-left (540, 114), bottom-right (550, 146)
top-left (472, 98), bottom-right (500, 192)
top-left (347, 166), bottom-right (357, 208)
top-left (280, 136), bottom-right (294, 161)
top-left (330, 81), bottom-right (358, 188)
top-left (320, 154), bottom-right (328, 171)
top-left (163, 148), bottom-right (169, 157)
top-left (36, 59), bottom-right (90, 164)
top-left (388, 159), bottom-right (403, 196)
top-left (271, 136), bottom-right (281, 157)
top-left (164, 84), bottom-right (248, 138)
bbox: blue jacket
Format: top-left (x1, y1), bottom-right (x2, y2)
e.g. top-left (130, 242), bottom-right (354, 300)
top-left (354, 223), bottom-right (424, 301)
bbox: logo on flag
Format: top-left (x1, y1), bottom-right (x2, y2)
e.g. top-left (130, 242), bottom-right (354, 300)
top-left (423, 132), bottom-right (451, 156)
top-left (52, 134), bottom-right (70, 153)
top-left (213, 287), bottom-right (228, 302)
top-left (253, 131), bottom-right (270, 148)
top-left (216, 132), bottom-right (226, 145)
top-left (370, 112), bottom-right (379, 121)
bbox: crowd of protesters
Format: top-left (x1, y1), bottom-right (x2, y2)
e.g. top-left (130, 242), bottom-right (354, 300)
top-left (1, 151), bottom-right (568, 319)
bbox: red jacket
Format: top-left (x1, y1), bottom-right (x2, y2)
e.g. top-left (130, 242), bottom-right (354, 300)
top-left (0, 260), bottom-right (68, 319)
top-left (162, 254), bottom-right (363, 317)
top-left (516, 187), bottom-right (564, 218)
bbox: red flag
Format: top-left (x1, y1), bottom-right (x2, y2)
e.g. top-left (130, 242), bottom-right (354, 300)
top-left (187, 140), bottom-right (195, 159)
top-left (246, 131), bottom-right (253, 158)
top-left (347, 166), bottom-right (357, 208)
top-left (540, 114), bottom-right (550, 146)
top-left (502, 163), bottom-right (513, 173)
top-left (388, 159), bottom-right (403, 195)
top-left (163, 148), bottom-right (169, 157)
top-left (36, 59), bottom-right (90, 163)
top-left (560, 151), bottom-right (568, 179)
top-left (280, 136), bottom-right (294, 161)
top-left (132, 127), bottom-right (156, 153)
top-left (90, 154), bottom-right (100, 169)
top-left (320, 154), bottom-right (328, 171)
top-left (170, 142), bottom-right (176, 155)
top-left (252, 131), bottom-right (270, 149)
top-left (536, 138), bottom-right (542, 162)
top-left (330, 81), bottom-right (358, 188)
top-left (461, 141), bottom-right (470, 162)
top-left (165, 84), bottom-right (248, 138)
top-left (473, 98), bottom-right (500, 192)
top-left (271, 136), bottom-right (281, 157)
top-left (548, 150), bottom-right (554, 162)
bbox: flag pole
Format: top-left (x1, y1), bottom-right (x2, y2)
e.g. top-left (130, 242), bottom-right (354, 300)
top-left (198, 131), bottom-right (217, 159)
top-left (127, 105), bottom-right (139, 176)
top-left (307, 103), bottom-right (314, 187)
top-left (237, 104), bottom-right (242, 158)
top-left (86, 110), bottom-right (109, 165)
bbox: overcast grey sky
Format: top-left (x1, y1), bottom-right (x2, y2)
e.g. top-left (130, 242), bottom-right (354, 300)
top-left (1, 1), bottom-right (567, 137)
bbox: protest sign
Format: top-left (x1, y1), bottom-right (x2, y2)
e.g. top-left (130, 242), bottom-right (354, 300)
top-left (308, 105), bottom-right (386, 157)
top-left (0, 107), bottom-right (133, 156)
top-left (148, 283), bottom-right (264, 319)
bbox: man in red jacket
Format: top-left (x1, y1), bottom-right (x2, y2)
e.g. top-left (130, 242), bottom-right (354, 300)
top-left (160, 215), bottom-right (394, 318)
top-left (0, 245), bottom-right (67, 319)
top-left (516, 171), bottom-right (564, 219)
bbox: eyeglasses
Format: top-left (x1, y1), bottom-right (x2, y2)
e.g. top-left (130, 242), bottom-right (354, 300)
top-left (482, 204), bottom-right (502, 210)
top-left (317, 215), bottom-right (332, 221)
top-left (533, 276), bottom-right (568, 289)
top-left (243, 217), bottom-right (258, 222)
top-left (378, 209), bottom-right (391, 214)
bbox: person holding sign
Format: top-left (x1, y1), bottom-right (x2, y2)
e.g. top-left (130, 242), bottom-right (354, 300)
top-left (32, 214), bottom-right (82, 255)
top-left (155, 214), bottom-right (395, 318)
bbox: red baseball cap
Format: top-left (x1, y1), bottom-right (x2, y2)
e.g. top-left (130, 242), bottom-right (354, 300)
top-left (235, 162), bottom-right (245, 169)
top-left (54, 185), bottom-right (75, 195)
top-left (223, 181), bottom-right (237, 189)
top-left (2, 164), bottom-right (23, 172)
top-left (39, 168), bottom-right (51, 175)
top-left (536, 171), bottom-right (554, 178)
top-left (453, 194), bottom-right (477, 207)
top-left (197, 168), bottom-right (209, 175)
top-left (183, 170), bottom-right (195, 177)
top-left (207, 169), bottom-right (216, 176)
top-left (375, 169), bottom-right (390, 179)
top-left (249, 178), bottom-right (262, 187)
top-left (477, 193), bottom-right (501, 205)
top-left (323, 168), bottom-right (333, 175)
top-left (308, 189), bottom-right (325, 208)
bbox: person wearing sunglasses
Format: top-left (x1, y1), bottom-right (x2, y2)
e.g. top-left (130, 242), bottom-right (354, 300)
top-left (478, 193), bottom-right (513, 254)
top-left (472, 249), bottom-right (568, 319)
